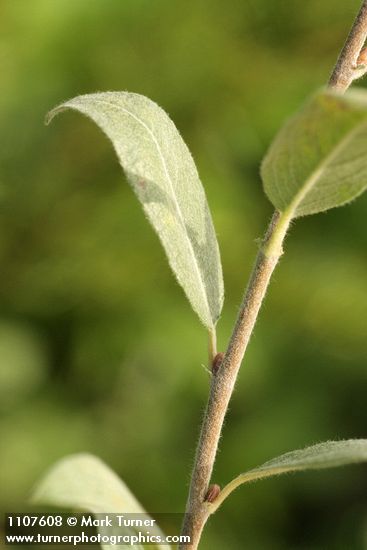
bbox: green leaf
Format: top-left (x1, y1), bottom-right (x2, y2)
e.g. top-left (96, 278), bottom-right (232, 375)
top-left (31, 453), bottom-right (170, 550)
top-left (239, 439), bottom-right (367, 480)
top-left (261, 88), bottom-right (367, 217)
top-left (47, 92), bottom-right (224, 331)
top-left (209, 440), bottom-right (367, 513)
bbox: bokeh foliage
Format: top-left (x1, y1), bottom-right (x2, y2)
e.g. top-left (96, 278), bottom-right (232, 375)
top-left (0, 1), bottom-right (366, 548)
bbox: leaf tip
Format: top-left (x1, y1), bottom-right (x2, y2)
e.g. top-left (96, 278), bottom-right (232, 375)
top-left (29, 452), bottom-right (99, 504)
top-left (45, 100), bottom-right (74, 126)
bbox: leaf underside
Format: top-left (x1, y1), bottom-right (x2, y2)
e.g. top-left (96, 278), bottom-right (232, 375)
top-left (236, 439), bottom-right (367, 485)
top-left (47, 92), bottom-right (224, 331)
top-left (31, 453), bottom-right (169, 550)
top-left (261, 88), bottom-right (367, 217)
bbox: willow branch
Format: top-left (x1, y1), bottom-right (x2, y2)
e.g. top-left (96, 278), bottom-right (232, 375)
top-left (179, 3), bottom-right (367, 549)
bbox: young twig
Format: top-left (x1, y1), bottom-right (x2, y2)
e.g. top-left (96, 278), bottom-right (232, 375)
top-left (329, 0), bottom-right (367, 91)
top-left (179, 2), bottom-right (367, 548)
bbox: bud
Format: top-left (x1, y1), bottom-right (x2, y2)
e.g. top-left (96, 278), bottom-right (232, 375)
top-left (357, 47), bottom-right (367, 66)
top-left (204, 484), bottom-right (221, 503)
top-left (211, 352), bottom-right (224, 375)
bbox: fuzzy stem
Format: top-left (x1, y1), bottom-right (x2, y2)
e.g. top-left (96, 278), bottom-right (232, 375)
top-left (179, 211), bottom-right (290, 549)
top-left (328, 0), bottom-right (367, 92)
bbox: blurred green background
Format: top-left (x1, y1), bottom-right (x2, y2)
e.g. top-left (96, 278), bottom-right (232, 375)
top-left (1, 1), bottom-right (367, 548)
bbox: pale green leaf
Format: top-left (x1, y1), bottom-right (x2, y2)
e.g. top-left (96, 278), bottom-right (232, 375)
top-left (31, 453), bottom-right (170, 550)
top-left (47, 92), bottom-right (224, 331)
top-left (209, 440), bottom-right (367, 513)
top-left (261, 88), bottom-right (367, 217)
top-left (240, 439), bottom-right (367, 480)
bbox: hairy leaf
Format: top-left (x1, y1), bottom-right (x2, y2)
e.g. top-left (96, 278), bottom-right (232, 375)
top-left (209, 440), bottom-right (367, 513)
top-left (261, 89), bottom-right (367, 217)
top-left (31, 453), bottom-right (169, 550)
top-left (47, 92), bottom-right (224, 331)
top-left (239, 439), bottom-right (367, 481)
